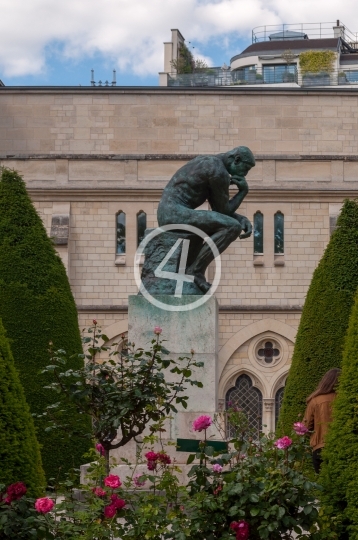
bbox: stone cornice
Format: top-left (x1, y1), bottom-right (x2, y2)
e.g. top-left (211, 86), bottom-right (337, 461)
top-left (2, 153), bottom-right (358, 161)
top-left (1, 86), bottom-right (358, 96)
top-left (27, 187), bottom-right (358, 202)
top-left (76, 304), bottom-right (303, 314)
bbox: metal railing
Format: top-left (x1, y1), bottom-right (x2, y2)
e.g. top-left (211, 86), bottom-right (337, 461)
top-left (168, 67), bottom-right (298, 87)
top-left (251, 21), bottom-right (358, 44)
top-left (167, 67), bottom-right (358, 88)
top-left (299, 70), bottom-right (358, 86)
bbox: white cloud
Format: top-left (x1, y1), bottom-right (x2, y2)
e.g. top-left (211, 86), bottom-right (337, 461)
top-left (0, 0), bottom-right (357, 77)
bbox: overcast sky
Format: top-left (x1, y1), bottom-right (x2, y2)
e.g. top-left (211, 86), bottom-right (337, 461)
top-left (0, 0), bottom-right (357, 86)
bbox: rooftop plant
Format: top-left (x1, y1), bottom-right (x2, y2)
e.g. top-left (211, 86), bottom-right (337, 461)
top-left (299, 50), bottom-right (336, 74)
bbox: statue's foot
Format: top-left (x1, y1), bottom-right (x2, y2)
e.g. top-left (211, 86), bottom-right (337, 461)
top-left (194, 273), bottom-right (212, 294)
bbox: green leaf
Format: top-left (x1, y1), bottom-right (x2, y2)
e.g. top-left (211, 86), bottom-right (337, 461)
top-left (250, 507), bottom-right (260, 516)
top-left (186, 454), bottom-right (195, 465)
top-left (249, 493), bottom-right (259, 503)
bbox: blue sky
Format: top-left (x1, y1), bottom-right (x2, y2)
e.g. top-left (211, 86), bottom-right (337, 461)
top-left (0, 0), bottom-right (356, 87)
top-left (2, 36), bottom-right (249, 87)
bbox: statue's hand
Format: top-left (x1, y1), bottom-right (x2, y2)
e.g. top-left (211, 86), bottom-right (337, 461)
top-left (239, 216), bottom-right (252, 239)
top-left (230, 175), bottom-right (248, 193)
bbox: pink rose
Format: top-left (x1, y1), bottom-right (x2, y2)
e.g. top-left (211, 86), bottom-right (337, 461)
top-left (293, 422), bottom-right (309, 435)
top-left (212, 463), bottom-right (223, 473)
top-left (104, 504), bottom-right (117, 518)
top-left (35, 497), bottom-right (54, 514)
top-left (5, 482), bottom-right (27, 503)
top-left (230, 520), bottom-right (250, 540)
top-left (192, 415), bottom-right (212, 432)
top-left (104, 475), bottom-right (121, 489)
top-left (144, 451), bottom-right (158, 461)
top-left (93, 319), bottom-right (97, 325)
top-left (95, 443), bottom-right (105, 456)
top-left (154, 326), bottom-right (162, 335)
top-left (133, 474), bottom-right (146, 487)
top-left (110, 494), bottom-right (126, 510)
top-left (274, 436), bottom-right (293, 449)
top-left (92, 487), bottom-right (106, 497)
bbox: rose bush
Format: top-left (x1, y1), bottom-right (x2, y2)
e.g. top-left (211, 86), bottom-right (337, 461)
top-left (0, 330), bottom-right (338, 539)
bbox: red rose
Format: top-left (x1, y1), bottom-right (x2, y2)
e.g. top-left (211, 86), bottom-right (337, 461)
top-left (110, 494), bottom-right (126, 510)
top-left (6, 482), bottom-right (27, 503)
top-left (104, 504), bottom-right (117, 518)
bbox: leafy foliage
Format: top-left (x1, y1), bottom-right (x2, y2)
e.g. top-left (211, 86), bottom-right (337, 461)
top-left (321, 293), bottom-right (358, 539)
top-left (299, 50), bottom-right (336, 74)
top-left (0, 412), bottom-right (335, 539)
top-left (40, 324), bottom-right (204, 475)
top-left (170, 43), bottom-right (208, 74)
top-left (0, 167), bottom-right (90, 480)
top-left (279, 199), bottom-right (358, 434)
top-left (0, 319), bottom-right (45, 496)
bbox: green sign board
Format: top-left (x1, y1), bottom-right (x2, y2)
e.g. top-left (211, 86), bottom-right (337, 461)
top-left (176, 438), bottom-right (228, 453)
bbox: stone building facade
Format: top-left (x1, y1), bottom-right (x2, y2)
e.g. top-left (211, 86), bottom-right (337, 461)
top-left (1, 85), bottom-right (358, 434)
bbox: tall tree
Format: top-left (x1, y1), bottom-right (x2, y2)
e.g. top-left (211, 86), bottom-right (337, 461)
top-left (0, 318), bottom-right (45, 496)
top-left (279, 199), bottom-right (358, 433)
top-left (321, 292), bottom-right (358, 539)
top-left (0, 168), bottom-right (90, 479)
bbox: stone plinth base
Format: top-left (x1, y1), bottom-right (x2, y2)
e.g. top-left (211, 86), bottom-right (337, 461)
top-left (81, 295), bottom-right (220, 483)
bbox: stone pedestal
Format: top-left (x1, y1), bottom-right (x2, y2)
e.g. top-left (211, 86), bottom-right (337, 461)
top-left (80, 294), bottom-right (220, 482)
top-left (128, 294), bottom-right (219, 442)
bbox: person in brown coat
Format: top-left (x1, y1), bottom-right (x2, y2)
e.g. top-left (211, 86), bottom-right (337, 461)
top-left (303, 368), bottom-right (341, 473)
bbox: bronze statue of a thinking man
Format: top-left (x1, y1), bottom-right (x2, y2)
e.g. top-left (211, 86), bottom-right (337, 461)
top-left (156, 146), bottom-right (255, 293)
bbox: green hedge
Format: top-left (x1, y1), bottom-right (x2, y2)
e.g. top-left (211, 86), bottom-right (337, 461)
top-left (321, 293), bottom-right (358, 539)
top-left (0, 168), bottom-right (90, 480)
top-left (279, 199), bottom-right (358, 434)
top-left (0, 318), bottom-right (45, 496)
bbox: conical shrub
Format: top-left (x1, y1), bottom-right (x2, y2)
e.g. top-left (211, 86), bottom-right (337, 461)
top-left (279, 199), bottom-right (358, 433)
top-left (0, 168), bottom-right (90, 480)
top-left (0, 318), bottom-right (45, 496)
top-left (321, 293), bottom-right (358, 539)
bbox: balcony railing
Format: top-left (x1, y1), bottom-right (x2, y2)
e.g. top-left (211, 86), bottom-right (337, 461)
top-left (251, 21), bottom-right (358, 44)
top-left (167, 67), bottom-right (358, 88)
top-left (168, 67), bottom-right (298, 87)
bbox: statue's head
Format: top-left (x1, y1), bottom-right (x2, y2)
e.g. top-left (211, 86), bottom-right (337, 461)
top-left (222, 146), bottom-right (255, 177)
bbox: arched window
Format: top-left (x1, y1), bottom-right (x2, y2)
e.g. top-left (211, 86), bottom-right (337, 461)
top-left (137, 211), bottom-right (147, 247)
top-left (253, 211), bottom-right (264, 254)
top-left (225, 374), bottom-right (263, 438)
top-left (274, 211), bottom-right (284, 254)
top-left (275, 386), bottom-right (285, 428)
top-left (116, 211), bottom-right (126, 254)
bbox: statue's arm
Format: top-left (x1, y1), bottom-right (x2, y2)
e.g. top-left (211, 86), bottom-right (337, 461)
top-left (228, 175), bottom-right (249, 213)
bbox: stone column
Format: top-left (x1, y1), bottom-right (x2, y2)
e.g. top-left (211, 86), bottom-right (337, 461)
top-left (263, 398), bottom-right (275, 433)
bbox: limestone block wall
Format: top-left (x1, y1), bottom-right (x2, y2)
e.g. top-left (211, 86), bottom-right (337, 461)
top-left (1, 88), bottom-right (358, 155)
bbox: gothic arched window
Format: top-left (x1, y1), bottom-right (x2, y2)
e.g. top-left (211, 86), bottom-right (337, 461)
top-left (137, 211), bottom-right (147, 247)
top-left (116, 211), bottom-right (126, 254)
top-left (274, 211), bottom-right (284, 254)
top-left (275, 386), bottom-right (285, 428)
top-left (225, 374), bottom-right (263, 438)
top-left (253, 211), bottom-right (264, 254)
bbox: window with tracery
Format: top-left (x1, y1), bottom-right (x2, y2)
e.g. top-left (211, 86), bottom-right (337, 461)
top-left (225, 374), bottom-right (262, 438)
top-left (253, 211), bottom-right (264, 254)
top-left (275, 386), bottom-right (285, 428)
top-left (258, 341), bottom-right (280, 364)
top-left (274, 211), bottom-right (284, 254)
top-left (116, 211), bottom-right (126, 254)
top-left (137, 211), bottom-right (147, 247)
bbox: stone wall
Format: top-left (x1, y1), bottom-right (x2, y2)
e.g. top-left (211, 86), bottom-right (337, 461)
top-left (1, 85), bottom-right (358, 430)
